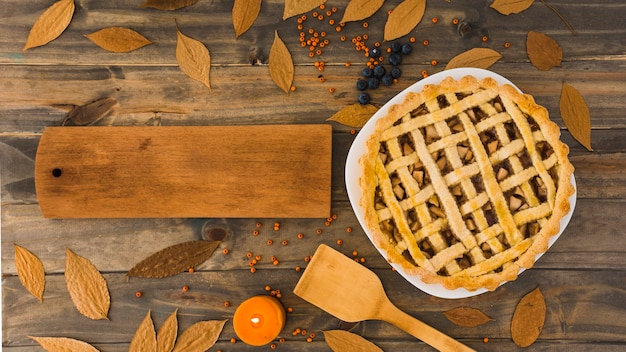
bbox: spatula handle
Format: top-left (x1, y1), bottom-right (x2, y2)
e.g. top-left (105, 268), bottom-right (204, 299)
top-left (380, 301), bottom-right (476, 352)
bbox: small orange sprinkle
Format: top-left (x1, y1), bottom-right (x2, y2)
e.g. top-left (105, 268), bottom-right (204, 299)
top-left (304, 256), bottom-right (311, 262)
top-left (316, 49), bottom-right (322, 55)
top-left (297, 18), bottom-right (303, 24)
top-left (350, 129), bottom-right (356, 135)
top-left (273, 260), bottom-right (279, 265)
top-left (319, 4), bottom-right (325, 10)
top-left (360, 257), bottom-right (366, 263)
top-left (282, 240), bottom-right (288, 246)
top-left (230, 337), bottom-right (237, 344)
top-left (265, 285), bottom-right (271, 291)
top-left (316, 229), bottom-right (323, 234)
top-left (300, 41), bottom-right (306, 47)
top-left (280, 337), bottom-right (286, 343)
top-left (374, 41), bottom-right (381, 47)
top-left (423, 39), bottom-right (429, 46)
top-left (301, 15), bottom-right (306, 21)
top-left (271, 256), bottom-right (277, 262)
top-left (325, 221), bottom-right (331, 226)
top-left (410, 36), bottom-right (416, 43)
top-left (387, 47), bottom-right (392, 53)
top-left (336, 26), bottom-right (342, 32)
top-left (351, 38), bottom-right (357, 44)
top-left (340, 35), bottom-right (346, 41)
top-left (363, 22), bottom-right (369, 28)
top-left (135, 291), bottom-right (142, 298)
top-left (308, 51), bottom-right (314, 57)
top-left (329, 19), bottom-right (335, 25)
top-left (504, 41), bottom-right (511, 48)
top-left (252, 230), bottom-right (259, 236)
top-left (422, 70), bottom-right (428, 76)
top-left (332, 7), bottom-right (337, 12)
top-left (329, 87), bottom-right (335, 93)
top-left (267, 239), bottom-right (273, 245)
top-left (432, 17), bottom-right (438, 23)
top-left (297, 233), bottom-right (304, 239)
top-left (222, 248), bottom-right (229, 255)
top-left (287, 307), bottom-right (293, 313)
top-left (270, 290), bottom-right (276, 296)
top-left (387, 9), bottom-right (393, 15)
top-left (256, 222), bottom-right (262, 228)
top-left (306, 337), bottom-right (313, 343)
top-left (336, 239), bottom-right (343, 245)
top-left (224, 301), bottom-right (230, 307)
top-left (340, 22), bottom-right (345, 27)
top-left (431, 59), bottom-right (438, 66)
top-left (312, 12), bottom-right (318, 17)
top-left (318, 15), bottom-right (324, 20)
top-left (246, 252), bottom-right (253, 258)
top-left (326, 10), bottom-right (332, 16)
top-left (255, 255), bottom-right (261, 261)
top-left (346, 227), bottom-right (353, 232)
top-left (182, 285), bottom-right (189, 292)
top-left (393, 78), bottom-right (399, 84)
top-left (321, 31), bottom-right (327, 37)
top-left (295, 266), bottom-right (302, 272)
top-left (301, 329), bottom-right (307, 336)
top-left (452, 18), bottom-right (459, 25)
top-left (352, 250), bottom-right (358, 257)
top-left (482, 35), bottom-right (489, 42)
top-left (297, 24), bottom-right (303, 30)
top-left (483, 337), bottom-right (489, 343)
top-left (323, 39), bottom-right (329, 45)
top-left (309, 332), bottom-right (316, 339)
top-left (270, 343), bottom-right (277, 349)
top-left (250, 267), bottom-right (256, 273)
top-left (291, 85), bottom-right (297, 91)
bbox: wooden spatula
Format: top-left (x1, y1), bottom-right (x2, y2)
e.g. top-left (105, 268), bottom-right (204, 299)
top-left (294, 244), bottom-right (476, 352)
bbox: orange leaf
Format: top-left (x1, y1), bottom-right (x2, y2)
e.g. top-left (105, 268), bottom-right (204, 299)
top-left (232, 0), bottom-right (262, 38)
top-left (84, 27), bottom-right (152, 53)
top-left (176, 26), bottom-right (211, 90)
top-left (511, 286), bottom-right (546, 347)
top-left (326, 103), bottom-right (378, 128)
top-left (30, 336), bottom-right (99, 352)
top-left (490, 0), bottom-right (535, 15)
top-left (172, 320), bottom-right (227, 352)
top-left (384, 0), bottom-right (426, 41)
top-left (526, 31), bottom-right (562, 71)
top-left (14, 244), bottom-right (45, 302)
top-left (341, 0), bottom-right (385, 23)
top-left (323, 330), bottom-right (383, 352)
top-left (269, 31), bottom-right (294, 94)
top-left (283, 0), bottom-right (327, 20)
top-left (129, 310), bottom-right (157, 352)
top-left (443, 307), bottom-right (494, 327)
top-left (23, 0), bottom-right (75, 51)
top-left (560, 82), bottom-right (592, 151)
top-left (445, 48), bottom-right (502, 70)
top-left (65, 248), bottom-right (110, 320)
top-left (157, 309), bottom-right (178, 352)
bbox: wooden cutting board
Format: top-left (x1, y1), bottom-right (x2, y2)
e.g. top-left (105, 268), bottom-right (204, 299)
top-left (34, 125), bottom-right (332, 219)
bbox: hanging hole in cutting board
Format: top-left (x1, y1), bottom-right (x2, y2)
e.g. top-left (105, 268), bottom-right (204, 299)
top-left (52, 168), bottom-right (62, 178)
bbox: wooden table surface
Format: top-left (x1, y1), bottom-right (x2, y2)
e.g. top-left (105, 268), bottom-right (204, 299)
top-left (2, 0), bottom-right (625, 351)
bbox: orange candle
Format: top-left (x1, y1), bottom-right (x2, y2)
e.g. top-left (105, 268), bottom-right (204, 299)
top-left (233, 295), bottom-right (285, 346)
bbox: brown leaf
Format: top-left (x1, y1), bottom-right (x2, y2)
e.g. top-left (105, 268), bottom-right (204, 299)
top-left (323, 330), bottom-right (383, 352)
top-left (560, 82), bottom-right (592, 151)
top-left (526, 30), bottom-right (562, 71)
top-left (129, 310), bottom-right (157, 352)
top-left (157, 309), bottom-right (178, 352)
top-left (445, 48), bottom-right (503, 70)
top-left (269, 30), bottom-right (294, 94)
top-left (283, 0), bottom-right (327, 20)
top-left (140, 0), bottom-right (199, 11)
top-left (30, 336), bottom-right (100, 352)
top-left (176, 26), bottom-right (211, 90)
top-left (172, 320), bottom-right (227, 352)
top-left (511, 286), bottom-right (546, 347)
top-left (84, 27), bottom-right (152, 53)
top-left (326, 103), bottom-right (378, 128)
top-left (14, 244), bottom-right (45, 302)
top-left (341, 0), bottom-right (385, 23)
top-left (384, 0), bottom-right (426, 41)
top-left (62, 97), bottom-right (117, 126)
top-left (65, 248), bottom-right (110, 320)
top-left (443, 307), bottom-right (494, 327)
top-left (127, 240), bottom-right (220, 278)
top-left (490, 0), bottom-right (535, 15)
top-left (232, 0), bottom-right (262, 38)
top-left (23, 0), bottom-right (75, 51)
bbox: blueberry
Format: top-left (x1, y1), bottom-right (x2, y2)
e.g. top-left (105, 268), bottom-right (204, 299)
top-left (381, 74), bottom-right (394, 86)
top-left (390, 67), bottom-right (402, 79)
top-left (401, 43), bottom-right (413, 55)
top-left (356, 79), bottom-right (368, 91)
top-left (370, 47), bottom-right (382, 59)
top-left (368, 77), bottom-right (380, 89)
top-left (361, 67), bottom-right (373, 78)
top-left (358, 92), bottom-right (371, 105)
top-left (373, 65), bottom-right (386, 78)
top-left (388, 52), bottom-right (402, 66)
top-left (391, 42), bottom-right (402, 53)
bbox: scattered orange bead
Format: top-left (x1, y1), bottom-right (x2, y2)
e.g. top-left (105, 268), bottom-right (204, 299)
top-left (336, 26), bottom-right (342, 32)
top-left (309, 332), bottom-right (316, 339)
top-left (387, 9), bottom-right (393, 15)
top-left (270, 343), bottom-right (277, 349)
top-left (432, 17), bottom-right (438, 23)
top-left (295, 266), bottom-right (302, 272)
top-left (319, 3), bottom-right (325, 10)
top-left (340, 35), bottom-right (346, 41)
top-left (250, 267), bottom-right (257, 273)
top-left (306, 337), bottom-right (313, 342)
top-left (135, 291), bottom-right (142, 298)
top-left (304, 256), bottom-right (311, 262)
top-left (297, 233), bottom-right (304, 239)
top-left (253, 230), bottom-right (259, 236)
top-left (332, 7), bottom-right (337, 12)
top-left (182, 285), bottom-right (189, 292)
top-left (256, 222), bottom-right (262, 228)
top-left (224, 301), bottom-right (230, 307)
top-left (431, 59), bottom-right (438, 66)
top-left (222, 248), bottom-right (229, 255)
top-left (482, 35), bottom-right (489, 42)
top-left (423, 39), bottom-right (429, 46)
top-left (325, 221), bottom-right (331, 226)
top-left (350, 129), bottom-right (356, 135)
top-left (255, 255), bottom-right (262, 261)
top-left (267, 239), bottom-right (273, 245)
top-left (483, 337), bottom-right (489, 343)
top-left (265, 285), bottom-right (271, 291)
top-left (504, 41), bottom-right (511, 48)
top-left (316, 229), bottom-right (323, 234)
top-left (410, 36), bottom-right (416, 43)
top-left (352, 250), bottom-right (358, 257)
top-left (246, 252), bottom-right (253, 258)
top-left (346, 227), bottom-right (353, 232)
top-left (363, 22), bottom-right (369, 28)
top-left (336, 239), bottom-right (343, 245)
top-left (318, 76), bottom-right (325, 82)
top-left (329, 19), bottom-right (335, 25)
top-left (230, 337), bottom-right (237, 344)
top-left (329, 87), bottom-right (335, 93)
top-left (332, 214), bottom-right (338, 219)
top-left (282, 240), bottom-right (288, 246)
top-left (287, 307), bottom-right (293, 313)
top-left (452, 18), bottom-right (459, 25)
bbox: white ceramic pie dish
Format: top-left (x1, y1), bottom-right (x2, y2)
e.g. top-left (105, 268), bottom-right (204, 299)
top-left (345, 68), bottom-right (577, 299)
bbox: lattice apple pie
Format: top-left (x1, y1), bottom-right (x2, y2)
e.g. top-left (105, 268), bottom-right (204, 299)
top-left (359, 75), bottom-right (575, 291)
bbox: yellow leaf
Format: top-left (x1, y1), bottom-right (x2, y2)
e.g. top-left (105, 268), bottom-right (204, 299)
top-left (30, 336), bottom-right (100, 352)
top-left (560, 82), bottom-right (592, 151)
top-left (283, 0), bottom-right (326, 20)
top-left (341, 0), bottom-right (385, 23)
top-left (140, 0), bottom-right (199, 11)
top-left (232, 0), bottom-right (262, 38)
top-left (14, 244), bottom-right (45, 302)
top-left (511, 287), bottom-right (546, 347)
top-left (526, 30), bottom-right (562, 71)
top-left (84, 27), bottom-right (152, 53)
top-left (445, 48), bottom-right (503, 70)
top-left (23, 0), bottom-right (75, 51)
top-left (172, 320), bottom-right (227, 352)
top-left (129, 310), bottom-right (157, 352)
top-left (384, 0), bottom-right (426, 41)
top-left (176, 26), bottom-right (211, 90)
top-left (65, 248), bottom-right (110, 320)
top-left (323, 330), bottom-right (383, 352)
top-left (269, 31), bottom-right (294, 94)
top-left (157, 309), bottom-right (178, 352)
top-left (490, 0), bottom-right (535, 15)
top-left (327, 103), bottom-right (378, 128)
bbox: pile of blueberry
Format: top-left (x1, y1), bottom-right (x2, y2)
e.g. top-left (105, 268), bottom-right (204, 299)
top-left (357, 42), bottom-right (413, 104)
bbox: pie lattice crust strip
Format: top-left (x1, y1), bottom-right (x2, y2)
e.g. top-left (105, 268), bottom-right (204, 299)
top-left (359, 76), bottom-right (575, 291)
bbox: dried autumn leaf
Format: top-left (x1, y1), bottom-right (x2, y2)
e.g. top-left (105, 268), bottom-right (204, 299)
top-left (511, 286), bottom-right (546, 347)
top-left (84, 27), bottom-right (152, 53)
top-left (283, 0), bottom-right (327, 20)
top-left (443, 307), bottom-right (494, 327)
top-left (172, 320), bottom-right (227, 352)
top-left (65, 248), bottom-right (110, 320)
top-left (23, 0), bottom-right (75, 51)
top-left (232, 0), bottom-right (262, 38)
top-left (268, 31), bottom-right (294, 94)
top-left (127, 240), bottom-right (220, 279)
top-left (30, 336), bottom-right (100, 352)
top-left (341, 0), bottom-right (385, 23)
top-left (490, 0), bottom-right (535, 15)
top-left (176, 26), bottom-right (211, 90)
top-left (384, 0), bottom-right (426, 41)
top-left (140, 0), bottom-right (199, 11)
top-left (129, 310), bottom-right (157, 352)
top-left (560, 82), bottom-right (592, 151)
top-left (527, 30), bottom-right (562, 71)
top-left (157, 309), bottom-right (178, 352)
top-left (62, 97), bottom-right (117, 126)
top-left (324, 330), bottom-right (383, 352)
top-left (327, 103), bottom-right (378, 128)
top-left (14, 244), bottom-right (45, 302)
top-left (445, 48), bottom-right (503, 70)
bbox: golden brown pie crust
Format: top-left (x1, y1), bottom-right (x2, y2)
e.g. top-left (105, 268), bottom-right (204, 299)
top-left (359, 75), bottom-right (575, 291)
